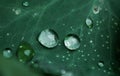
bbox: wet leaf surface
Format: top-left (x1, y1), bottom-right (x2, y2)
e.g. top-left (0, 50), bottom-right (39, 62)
top-left (0, 0), bottom-right (120, 76)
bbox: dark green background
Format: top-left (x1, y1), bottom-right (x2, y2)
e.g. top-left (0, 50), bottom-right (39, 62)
top-left (0, 0), bottom-right (120, 76)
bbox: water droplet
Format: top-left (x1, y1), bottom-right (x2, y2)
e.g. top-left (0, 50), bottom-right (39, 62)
top-left (100, 34), bottom-right (104, 37)
top-left (3, 48), bottom-right (12, 58)
top-left (86, 18), bottom-right (93, 28)
top-left (30, 59), bottom-right (40, 69)
top-left (48, 61), bottom-right (52, 64)
top-left (91, 66), bottom-right (95, 70)
top-left (89, 40), bottom-right (93, 43)
top-left (64, 34), bottom-right (80, 50)
top-left (103, 70), bottom-right (106, 73)
top-left (12, 8), bottom-right (21, 15)
top-left (6, 33), bottom-right (10, 36)
top-left (61, 70), bottom-right (73, 76)
top-left (22, 1), bottom-right (29, 7)
top-left (16, 42), bottom-right (35, 63)
top-left (92, 5), bottom-right (101, 14)
top-left (33, 13), bottom-right (39, 17)
top-left (38, 29), bottom-right (59, 48)
top-left (98, 61), bottom-right (104, 68)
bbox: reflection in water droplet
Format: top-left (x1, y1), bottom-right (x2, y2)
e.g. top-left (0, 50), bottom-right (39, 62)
top-left (86, 18), bottom-right (93, 28)
top-left (98, 61), bottom-right (104, 68)
top-left (22, 1), bottom-right (29, 7)
top-left (38, 29), bottom-right (59, 48)
top-left (3, 48), bottom-right (12, 58)
top-left (64, 34), bottom-right (80, 50)
top-left (24, 50), bottom-right (31, 56)
top-left (17, 42), bottom-right (35, 63)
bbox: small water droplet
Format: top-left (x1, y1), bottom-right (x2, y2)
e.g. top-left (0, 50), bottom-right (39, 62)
top-left (98, 61), bottom-right (104, 68)
top-left (87, 54), bottom-right (90, 56)
top-left (12, 8), bottom-right (21, 15)
top-left (30, 59), bottom-right (40, 68)
top-left (66, 57), bottom-right (69, 60)
top-left (84, 44), bottom-right (87, 47)
top-left (100, 34), bottom-right (104, 37)
top-left (61, 70), bottom-right (73, 76)
top-left (90, 40), bottom-right (93, 43)
top-left (6, 33), bottom-right (10, 36)
top-left (86, 18), bottom-right (93, 28)
top-left (11, 44), bottom-right (15, 47)
top-left (103, 70), bottom-right (107, 73)
top-left (16, 42), bottom-right (35, 63)
top-left (84, 59), bottom-right (87, 61)
top-left (56, 54), bottom-right (60, 58)
top-left (48, 61), bottom-right (52, 64)
top-left (64, 34), bottom-right (80, 50)
top-left (33, 13), bottom-right (39, 17)
top-left (3, 48), bottom-right (12, 58)
top-left (22, 1), bottom-right (29, 7)
top-left (92, 5), bottom-right (101, 14)
top-left (97, 54), bottom-right (100, 57)
top-left (91, 66), bottom-right (95, 70)
top-left (38, 29), bottom-right (59, 48)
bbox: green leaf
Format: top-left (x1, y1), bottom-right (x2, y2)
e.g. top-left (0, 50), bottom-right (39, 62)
top-left (0, 0), bottom-right (120, 76)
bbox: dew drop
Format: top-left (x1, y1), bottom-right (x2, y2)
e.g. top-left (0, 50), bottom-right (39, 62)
top-left (62, 72), bottom-right (73, 76)
top-left (31, 60), bottom-right (39, 69)
top-left (12, 8), bottom-right (21, 15)
top-left (91, 66), bottom-right (95, 70)
top-left (92, 5), bottom-right (101, 14)
top-left (86, 18), bottom-right (93, 28)
top-left (6, 33), bottom-right (10, 36)
top-left (64, 34), bottom-right (80, 50)
top-left (61, 70), bottom-right (73, 76)
top-left (98, 61), bottom-right (104, 68)
top-left (3, 48), bottom-right (12, 58)
top-left (38, 29), bottom-right (59, 48)
top-left (22, 1), bottom-right (29, 7)
top-left (16, 42), bottom-right (35, 63)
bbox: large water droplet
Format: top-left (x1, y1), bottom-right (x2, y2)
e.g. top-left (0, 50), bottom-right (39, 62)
top-left (16, 42), bottom-right (35, 63)
top-left (86, 18), bottom-right (93, 28)
top-left (38, 29), bottom-right (59, 48)
top-left (64, 34), bottom-right (80, 50)
top-left (22, 1), bottom-right (29, 7)
top-left (98, 61), bottom-right (104, 68)
top-left (3, 48), bottom-right (12, 58)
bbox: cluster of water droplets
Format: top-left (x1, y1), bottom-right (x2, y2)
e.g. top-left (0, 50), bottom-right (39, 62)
top-left (1, 0), bottom-right (118, 75)
top-left (38, 29), bottom-right (81, 50)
